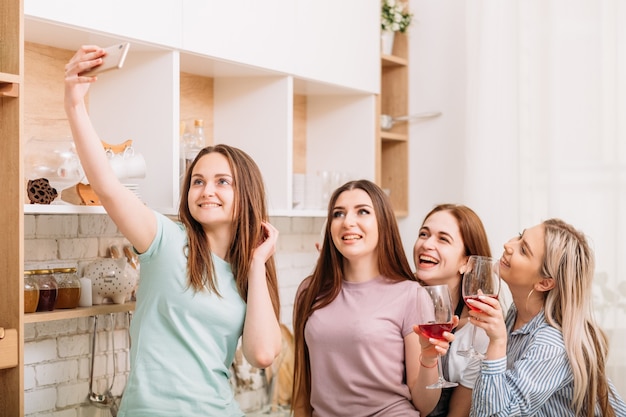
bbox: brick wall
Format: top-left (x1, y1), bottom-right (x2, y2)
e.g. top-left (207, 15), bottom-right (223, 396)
top-left (24, 214), bottom-right (323, 416)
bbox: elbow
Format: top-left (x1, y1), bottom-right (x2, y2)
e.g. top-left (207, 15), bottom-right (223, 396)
top-left (246, 349), bottom-right (278, 369)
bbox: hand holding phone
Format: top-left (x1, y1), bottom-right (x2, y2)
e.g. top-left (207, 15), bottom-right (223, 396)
top-left (80, 42), bottom-right (130, 76)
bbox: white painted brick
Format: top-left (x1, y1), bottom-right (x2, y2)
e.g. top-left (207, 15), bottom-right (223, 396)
top-left (58, 238), bottom-right (99, 260)
top-left (78, 215), bottom-right (120, 237)
top-left (112, 374), bottom-right (128, 397)
top-left (36, 319), bottom-right (79, 338)
top-left (50, 408), bottom-right (78, 417)
top-left (78, 357), bottom-right (91, 380)
top-left (25, 339), bottom-right (58, 365)
top-left (115, 350), bottom-right (129, 374)
top-left (36, 215), bottom-right (79, 238)
top-left (24, 214), bottom-right (37, 238)
top-left (291, 251), bottom-right (319, 269)
top-left (25, 365), bottom-right (37, 390)
top-left (292, 217), bottom-right (317, 234)
top-left (76, 317), bottom-right (91, 332)
top-left (312, 217), bottom-right (327, 233)
top-left (56, 381), bottom-right (90, 408)
top-left (36, 360), bottom-right (79, 386)
top-left (24, 386), bottom-right (57, 414)
top-left (277, 234), bottom-right (308, 252)
top-left (91, 377), bottom-right (113, 395)
top-left (24, 238), bottom-right (58, 262)
top-left (97, 238), bottom-right (130, 257)
top-left (113, 329), bottom-right (130, 352)
top-left (25, 323), bottom-right (37, 340)
top-left (58, 334), bottom-right (90, 358)
top-left (269, 216), bottom-right (292, 233)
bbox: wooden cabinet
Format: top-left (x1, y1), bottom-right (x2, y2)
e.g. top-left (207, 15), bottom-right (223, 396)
top-left (377, 31), bottom-right (410, 216)
top-left (0, 0), bottom-right (24, 414)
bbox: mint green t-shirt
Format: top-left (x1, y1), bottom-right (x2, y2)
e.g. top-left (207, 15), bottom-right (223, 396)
top-left (118, 212), bottom-right (246, 417)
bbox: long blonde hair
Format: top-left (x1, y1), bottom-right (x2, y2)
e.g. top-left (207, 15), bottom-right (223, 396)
top-left (541, 219), bottom-right (616, 416)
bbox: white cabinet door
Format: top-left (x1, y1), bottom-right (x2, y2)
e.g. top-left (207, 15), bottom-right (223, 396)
top-left (89, 50), bottom-right (180, 214)
top-left (293, 0), bottom-right (379, 93)
top-left (25, 0), bottom-right (182, 48)
top-left (181, 0), bottom-right (295, 74)
top-left (213, 76), bottom-right (293, 213)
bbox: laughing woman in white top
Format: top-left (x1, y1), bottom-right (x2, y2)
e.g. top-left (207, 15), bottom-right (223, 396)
top-left (468, 218), bottom-right (626, 417)
top-left (413, 204), bottom-right (492, 417)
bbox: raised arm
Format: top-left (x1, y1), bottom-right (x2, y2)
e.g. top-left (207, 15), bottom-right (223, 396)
top-left (241, 221), bottom-right (282, 368)
top-left (64, 45), bottom-right (156, 253)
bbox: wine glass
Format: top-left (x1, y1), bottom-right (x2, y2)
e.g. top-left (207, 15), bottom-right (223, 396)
top-left (417, 284), bottom-right (458, 389)
top-left (457, 255), bottom-right (501, 359)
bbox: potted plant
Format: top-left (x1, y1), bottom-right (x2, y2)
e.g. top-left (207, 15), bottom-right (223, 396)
top-left (381, 0), bottom-right (413, 55)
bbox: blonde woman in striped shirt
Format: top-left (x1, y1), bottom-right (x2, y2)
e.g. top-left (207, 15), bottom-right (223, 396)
top-left (467, 219), bottom-right (625, 416)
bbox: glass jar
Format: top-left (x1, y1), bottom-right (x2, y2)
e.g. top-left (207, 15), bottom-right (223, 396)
top-left (24, 270), bottom-right (40, 313)
top-left (32, 269), bottom-right (58, 312)
top-left (52, 267), bottom-right (81, 309)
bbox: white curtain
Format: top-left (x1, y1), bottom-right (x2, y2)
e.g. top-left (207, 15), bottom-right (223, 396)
top-left (465, 0), bottom-right (626, 396)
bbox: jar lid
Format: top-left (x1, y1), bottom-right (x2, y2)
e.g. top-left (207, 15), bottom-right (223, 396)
top-left (28, 269), bottom-right (53, 275)
top-left (51, 267), bottom-right (77, 273)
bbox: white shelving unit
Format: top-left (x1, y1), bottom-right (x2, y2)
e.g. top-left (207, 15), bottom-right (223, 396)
top-left (22, 0), bottom-right (380, 216)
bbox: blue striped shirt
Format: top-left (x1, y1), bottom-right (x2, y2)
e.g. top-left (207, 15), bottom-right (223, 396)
top-left (470, 305), bottom-right (626, 416)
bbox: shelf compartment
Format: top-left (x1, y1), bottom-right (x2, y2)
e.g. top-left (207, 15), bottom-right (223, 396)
top-left (24, 301), bottom-right (135, 324)
top-left (380, 140), bottom-right (408, 216)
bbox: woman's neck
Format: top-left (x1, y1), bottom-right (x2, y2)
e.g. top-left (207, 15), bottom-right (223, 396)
top-left (512, 290), bottom-right (544, 329)
top-left (343, 256), bottom-right (380, 283)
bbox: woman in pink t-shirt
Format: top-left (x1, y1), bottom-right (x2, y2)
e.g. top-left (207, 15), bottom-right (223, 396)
top-left (292, 180), bottom-right (457, 417)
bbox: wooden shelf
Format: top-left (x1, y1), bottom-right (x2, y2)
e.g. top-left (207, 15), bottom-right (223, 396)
top-left (382, 54), bottom-right (408, 67)
top-left (24, 302), bottom-right (135, 324)
top-left (376, 26), bottom-right (410, 215)
top-left (380, 131), bottom-right (408, 142)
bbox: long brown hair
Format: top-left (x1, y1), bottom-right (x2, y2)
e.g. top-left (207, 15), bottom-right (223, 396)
top-left (418, 204), bottom-right (492, 304)
top-left (178, 144), bottom-right (280, 319)
top-left (291, 179), bottom-right (414, 416)
top-left (541, 219), bottom-right (617, 416)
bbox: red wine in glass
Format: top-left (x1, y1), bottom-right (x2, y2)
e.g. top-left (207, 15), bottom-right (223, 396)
top-left (418, 284), bottom-right (458, 389)
top-left (418, 322), bottom-right (454, 340)
top-left (457, 256), bottom-right (501, 359)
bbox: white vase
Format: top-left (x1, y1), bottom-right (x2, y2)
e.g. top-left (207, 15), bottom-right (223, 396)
top-left (381, 30), bottom-right (395, 55)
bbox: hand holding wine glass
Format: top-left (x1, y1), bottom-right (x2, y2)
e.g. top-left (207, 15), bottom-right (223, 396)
top-left (457, 255), bottom-right (501, 359)
top-left (417, 284), bottom-right (458, 389)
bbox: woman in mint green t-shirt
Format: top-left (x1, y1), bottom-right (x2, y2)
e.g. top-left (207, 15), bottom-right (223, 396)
top-left (64, 46), bottom-right (282, 417)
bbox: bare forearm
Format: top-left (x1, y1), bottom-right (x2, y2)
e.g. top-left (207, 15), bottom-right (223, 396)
top-left (411, 357), bottom-right (442, 415)
top-left (242, 261), bottom-right (281, 368)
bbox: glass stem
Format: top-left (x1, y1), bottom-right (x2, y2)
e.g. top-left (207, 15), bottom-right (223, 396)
top-left (469, 322), bottom-right (477, 351)
top-left (436, 354), bottom-right (445, 382)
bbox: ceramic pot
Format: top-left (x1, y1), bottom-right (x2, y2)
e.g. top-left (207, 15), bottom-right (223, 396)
top-left (84, 256), bottom-right (136, 304)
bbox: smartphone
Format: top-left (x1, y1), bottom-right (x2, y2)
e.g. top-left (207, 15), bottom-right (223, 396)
top-left (80, 42), bottom-right (130, 76)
